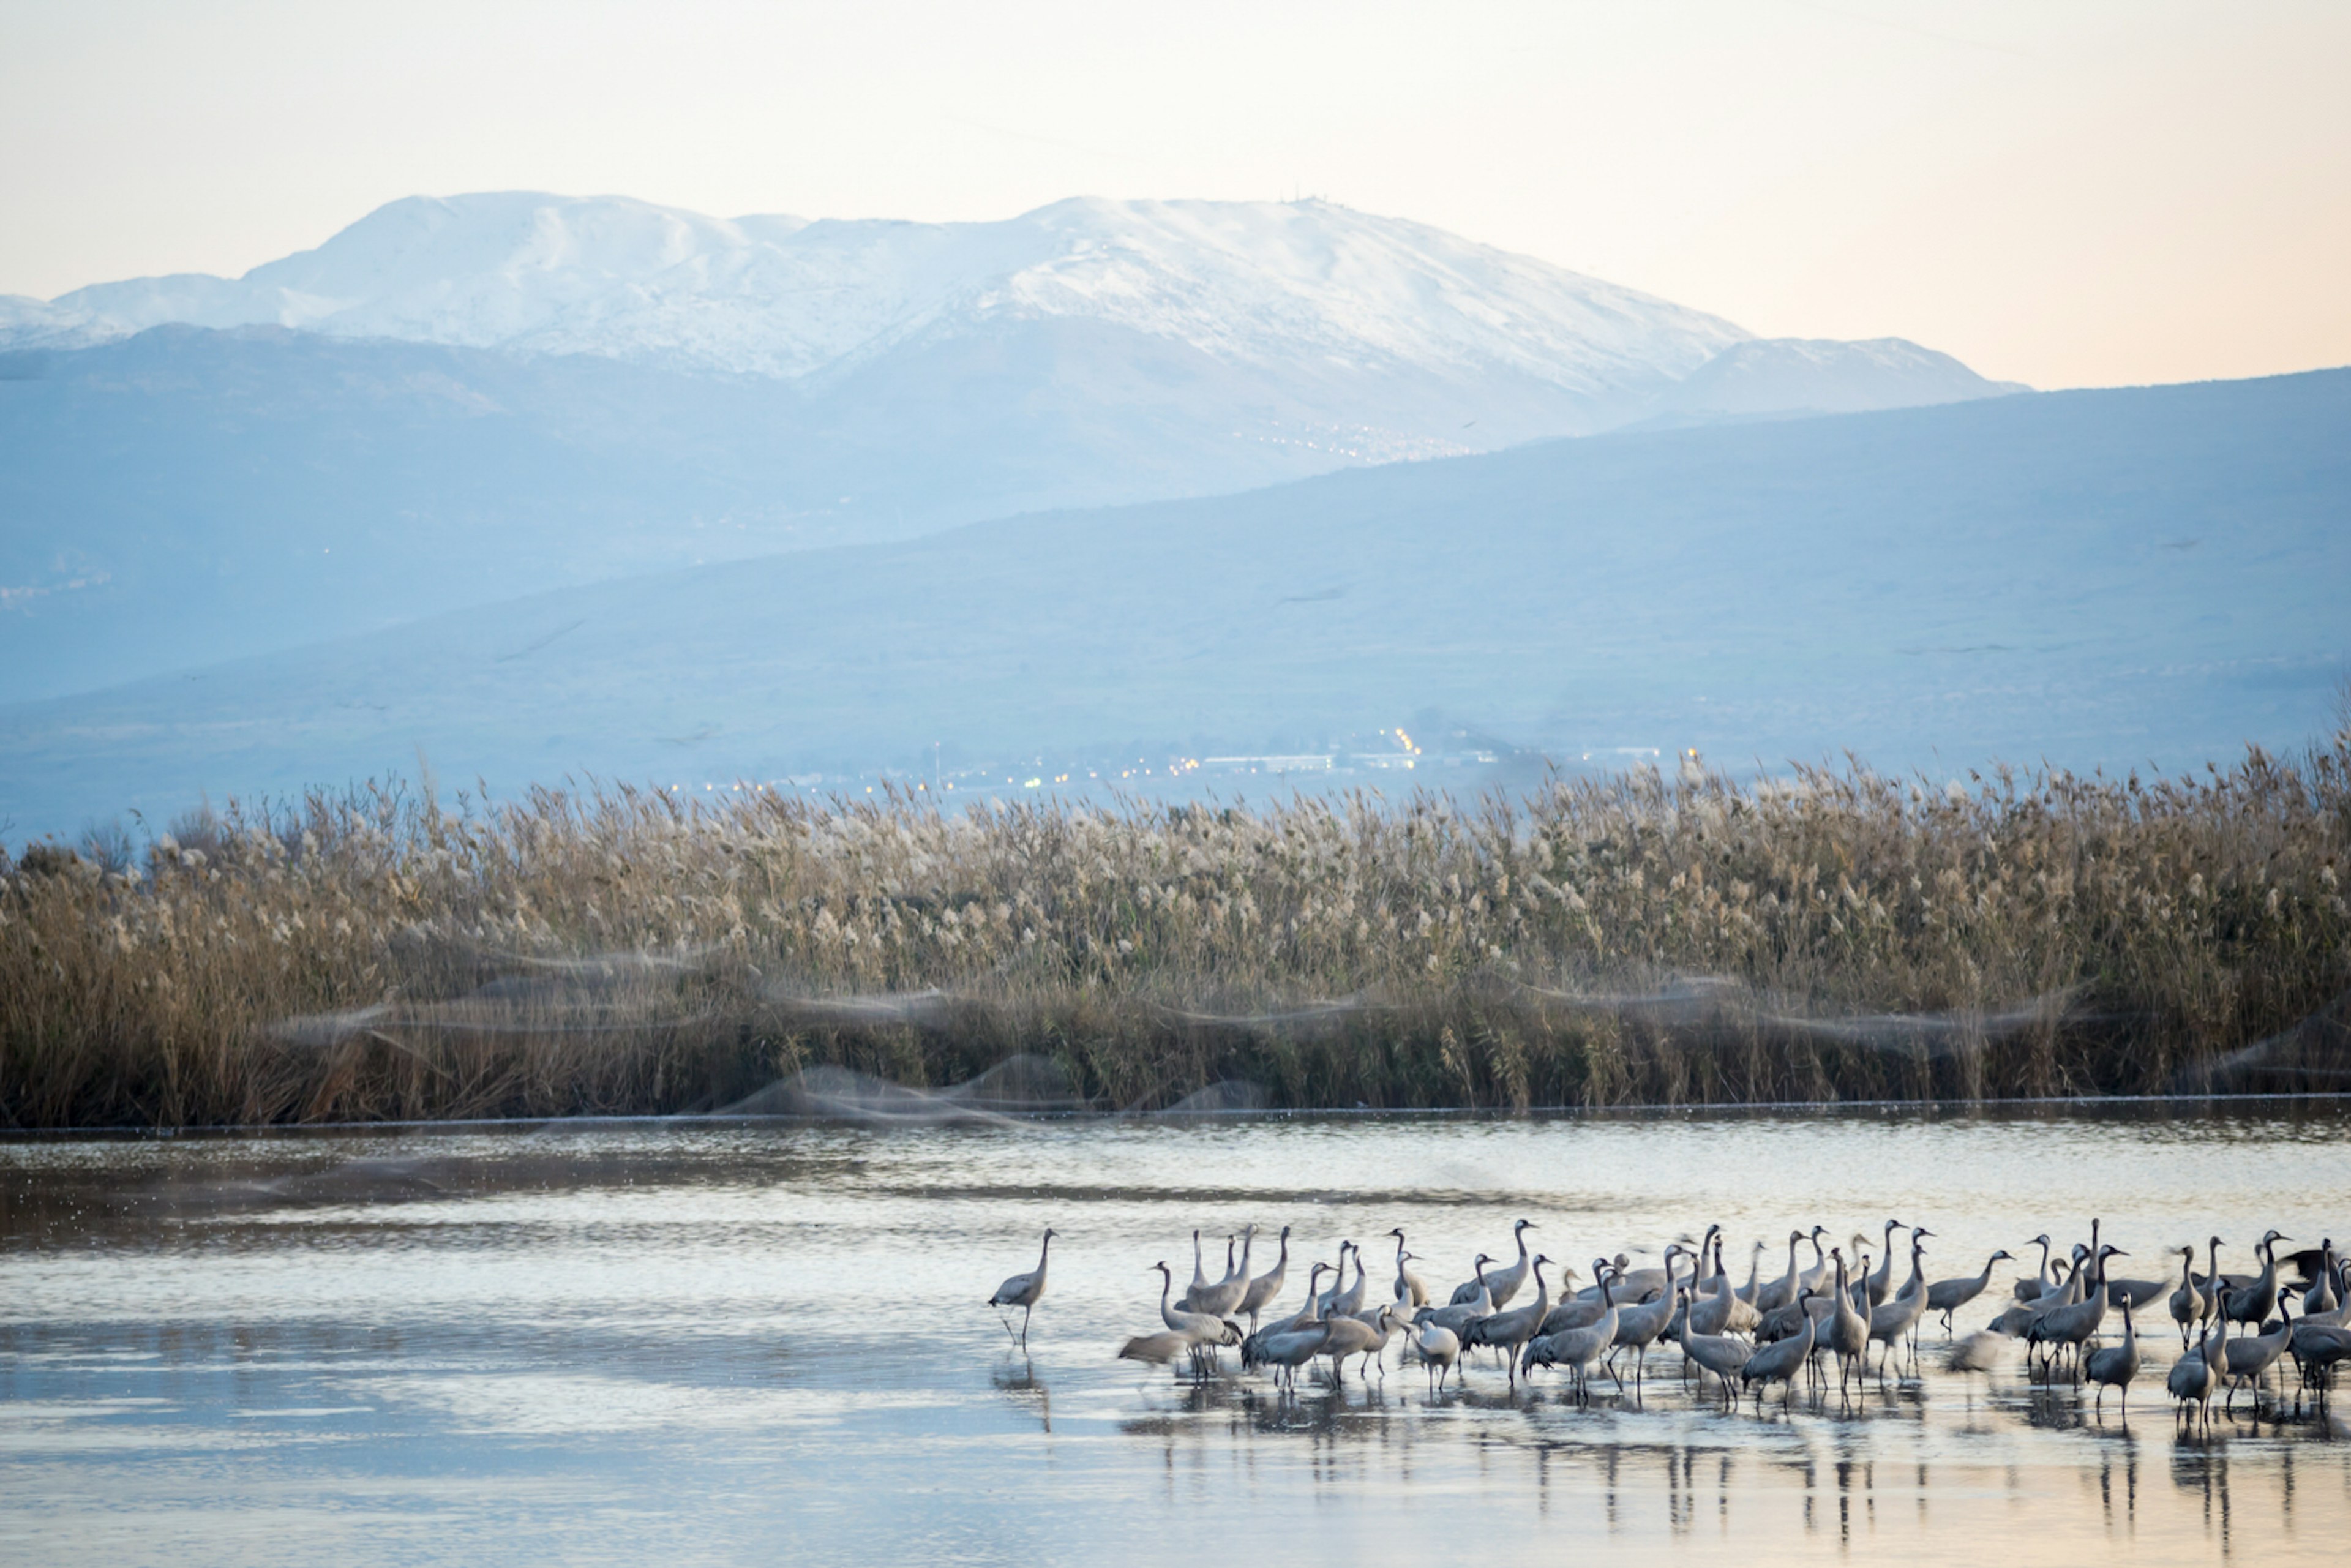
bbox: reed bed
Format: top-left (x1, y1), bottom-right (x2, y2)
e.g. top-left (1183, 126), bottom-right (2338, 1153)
top-left (3, 737), bottom-right (2348, 1128)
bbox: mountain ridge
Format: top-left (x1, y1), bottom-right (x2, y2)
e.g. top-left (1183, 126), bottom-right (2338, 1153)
top-left (24, 193), bottom-right (1751, 399)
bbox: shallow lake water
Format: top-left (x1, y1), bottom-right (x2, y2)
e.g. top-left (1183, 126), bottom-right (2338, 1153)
top-left (3, 1106), bottom-right (2347, 1566)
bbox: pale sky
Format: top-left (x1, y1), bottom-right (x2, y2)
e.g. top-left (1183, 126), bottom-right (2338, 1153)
top-left (2, 0), bottom-right (2344, 389)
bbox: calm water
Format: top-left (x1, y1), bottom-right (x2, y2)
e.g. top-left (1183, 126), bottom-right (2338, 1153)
top-left (3, 1108), bottom-right (2347, 1566)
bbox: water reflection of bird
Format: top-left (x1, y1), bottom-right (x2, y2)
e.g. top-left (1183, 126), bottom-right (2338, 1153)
top-left (988, 1227), bottom-right (1054, 1349)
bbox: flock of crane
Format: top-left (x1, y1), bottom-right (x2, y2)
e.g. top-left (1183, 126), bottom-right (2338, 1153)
top-left (986, 1219), bottom-right (2350, 1424)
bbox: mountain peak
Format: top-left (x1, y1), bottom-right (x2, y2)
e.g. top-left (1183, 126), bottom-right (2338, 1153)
top-left (31, 192), bottom-right (1749, 393)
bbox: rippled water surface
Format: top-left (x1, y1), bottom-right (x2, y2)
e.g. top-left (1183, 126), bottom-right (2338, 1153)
top-left (4, 1106), bottom-right (2347, 1566)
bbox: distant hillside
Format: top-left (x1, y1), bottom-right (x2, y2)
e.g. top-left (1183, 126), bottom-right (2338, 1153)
top-left (0, 194), bottom-right (2027, 705)
top-left (1639, 337), bottom-right (2027, 424)
top-left (3, 369), bottom-right (2341, 842)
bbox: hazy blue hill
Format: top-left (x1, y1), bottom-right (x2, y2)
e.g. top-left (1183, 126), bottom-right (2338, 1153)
top-left (0, 321), bottom-right (1498, 703)
top-left (2, 368), bottom-right (2342, 840)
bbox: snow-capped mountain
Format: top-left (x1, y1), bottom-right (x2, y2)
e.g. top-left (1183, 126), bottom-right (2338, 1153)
top-left (1, 192), bottom-right (2038, 712)
top-left (26, 192), bottom-right (1747, 403)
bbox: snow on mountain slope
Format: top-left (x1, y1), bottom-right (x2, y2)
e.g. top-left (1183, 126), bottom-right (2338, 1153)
top-left (32, 193), bottom-right (1749, 397)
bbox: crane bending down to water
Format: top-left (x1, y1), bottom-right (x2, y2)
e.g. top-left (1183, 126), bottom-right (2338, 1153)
top-left (988, 1228), bottom-right (1055, 1349)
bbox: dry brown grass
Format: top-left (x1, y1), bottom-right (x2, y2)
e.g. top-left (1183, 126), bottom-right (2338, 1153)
top-left (4, 737), bottom-right (2347, 1128)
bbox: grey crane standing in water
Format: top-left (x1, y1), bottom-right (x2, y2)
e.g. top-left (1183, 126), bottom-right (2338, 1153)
top-left (1741, 1288), bottom-right (1819, 1409)
top-left (1522, 1260), bottom-right (1621, 1406)
top-left (1387, 1229), bottom-right (1431, 1308)
top-left (2027, 1243), bottom-right (2121, 1378)
top-left (1827, 1250), bottom-right (1871, 1400)
top-left (2169, 1318), bottom-right (2221, 1431)
top-left (1414, 1313), bottom-right (1463, 1396)
top-left (1865, 1234), bottom-right (1934, 1377)
top-left (2302, 1239), bottom-right (2340, 1316)
top-left (1671, 1280), bottom-right (1755, 1408)
top-left (2222, 1297), bottom-right (2297, 1411)
top-left (1248, 1262), bottom-right (1334, 1392)
top-left (1455, 1220), bottom-right (1536, 1308)
top-left (2222, 1230), bottom-right (2290, 1326)
top-left (1606, 1244), bottom-right (1685, 1400)
top-left (2014, 1234), bottom-right (2058, 1301)
top-left (1196, 1226), bottom-right (1254, 1319)
top-left (988, 1228), bottom-right (1055, 1349)
top-left (1182, 1230), bottom-right (1213, 1310)
top-left (2084, 1296), bottom-right (2142, 1419)
top-left (2167, 1244), bottom-right (2212, 1346)
top-left (1237, 1225), bottom-right (1291, 1332)
top-left (1755, 1229), bottom-right (1809, 1314)
top-left (1927, 1249), bottom-right (2014, 1334)
top-left (1316, 1241), bottom-right (1366, 1316)
top-left (1863, 1220), bottom-right (1907, 1307)
top-left (1469, 1254), bottom-right (1554, 1388)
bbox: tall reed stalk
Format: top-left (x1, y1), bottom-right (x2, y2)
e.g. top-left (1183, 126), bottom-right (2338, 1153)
top-left (4, 738), bottom-right (2347, 1128)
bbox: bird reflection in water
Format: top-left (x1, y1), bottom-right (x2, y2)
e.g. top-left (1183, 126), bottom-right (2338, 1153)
top-left (991, 1361), bottom-right (1050, 1433)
